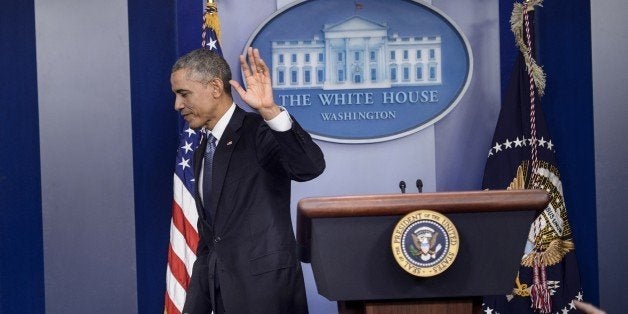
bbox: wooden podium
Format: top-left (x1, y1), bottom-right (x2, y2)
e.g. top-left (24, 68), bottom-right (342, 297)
top-left (296, 190), bottom-right (549, 314)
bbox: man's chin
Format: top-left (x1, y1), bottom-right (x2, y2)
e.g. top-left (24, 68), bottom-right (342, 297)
top-left (188, 123), bottom-right (203, 129)
top-left (184, 118), bottom-right (202, 129)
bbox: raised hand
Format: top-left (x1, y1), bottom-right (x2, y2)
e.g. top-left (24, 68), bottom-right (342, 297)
top-left (230, 47), bottom-right (281, 120)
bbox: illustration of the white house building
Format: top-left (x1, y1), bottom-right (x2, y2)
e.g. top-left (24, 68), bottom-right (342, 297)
top-left (271, 16), bottom-right (442, 90)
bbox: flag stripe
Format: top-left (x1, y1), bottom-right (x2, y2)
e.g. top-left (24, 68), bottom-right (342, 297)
top-left (165, 264), bottom-right (186, 312)
top-left (170, 222), bottom-right (196, 277)
top-left (172, 199), bottom-right (199, 253)
top-left (167, 243), bottom-right (191, 287)
top-left (164, 292), bottom-right (181, 314)
top-left (173, 174), bottom-right (199, 233)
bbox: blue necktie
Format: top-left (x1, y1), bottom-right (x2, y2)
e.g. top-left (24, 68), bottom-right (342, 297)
top-left (202, 134), bottom-right (217, 221)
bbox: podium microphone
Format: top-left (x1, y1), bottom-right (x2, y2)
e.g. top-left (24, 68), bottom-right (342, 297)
top-left (416, 179), bottom-right (423, 193)
top-left (399, 181), bottom-right (406, 194)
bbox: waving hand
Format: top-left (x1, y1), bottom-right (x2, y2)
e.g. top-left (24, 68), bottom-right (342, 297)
top-left (230, 47), bottom-right (281, 120)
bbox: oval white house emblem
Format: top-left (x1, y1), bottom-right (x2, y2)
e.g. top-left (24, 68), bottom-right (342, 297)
top-left (246, 0), bottom-right (473, 143)
top-left (391, 210), bottom-right (459, 277)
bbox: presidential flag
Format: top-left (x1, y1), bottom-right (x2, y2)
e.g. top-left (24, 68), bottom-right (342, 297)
top-left (164, 1), bottom-right (223, 312)
top-left (481, 1), bottom-right (583, 313)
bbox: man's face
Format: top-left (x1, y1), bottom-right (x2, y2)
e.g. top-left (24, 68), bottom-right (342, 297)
top-left (171, 69), bottom-right (218, 129)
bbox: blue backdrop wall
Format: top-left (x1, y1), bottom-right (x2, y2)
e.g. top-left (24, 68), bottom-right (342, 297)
top-left (537, 0), bottom-right (598, 304)
top-left (128, 0), bottom-right (179, 313)
top-left (0, 2), bottom-right (45, 313)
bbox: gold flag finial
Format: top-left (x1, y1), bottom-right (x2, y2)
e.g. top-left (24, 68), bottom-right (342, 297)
top-left (204, 0), bottom-right (221, 41)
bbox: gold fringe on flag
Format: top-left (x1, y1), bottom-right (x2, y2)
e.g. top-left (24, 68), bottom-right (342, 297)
top-left (204, 0), bottom-right (221, 42)
top-left (511, 0), bottom-right (546, 96)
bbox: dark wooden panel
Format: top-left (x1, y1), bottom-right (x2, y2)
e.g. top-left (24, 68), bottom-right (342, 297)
top-left (339, 298), bottom-right (482, 314)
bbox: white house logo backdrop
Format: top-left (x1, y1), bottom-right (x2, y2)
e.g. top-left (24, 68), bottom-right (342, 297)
top-left (246, 0), bottom-right (472, 143)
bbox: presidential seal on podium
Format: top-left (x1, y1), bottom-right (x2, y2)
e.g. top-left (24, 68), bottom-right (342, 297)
top-left (391, 210), bottom-right (460, 277)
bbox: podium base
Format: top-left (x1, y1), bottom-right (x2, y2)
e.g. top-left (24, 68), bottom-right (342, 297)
top-left (338, 297), bottom-right (482, 314)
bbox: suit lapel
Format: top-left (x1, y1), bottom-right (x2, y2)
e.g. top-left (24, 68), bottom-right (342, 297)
top-left (210, 107), bottom-right (245, 227)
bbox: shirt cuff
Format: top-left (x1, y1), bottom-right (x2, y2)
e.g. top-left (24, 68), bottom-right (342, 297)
top-left (265, 107), bottom-right (292, 132)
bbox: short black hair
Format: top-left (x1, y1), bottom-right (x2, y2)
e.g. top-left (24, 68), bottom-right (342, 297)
top-left (172, 48), bottom-right (232, 95)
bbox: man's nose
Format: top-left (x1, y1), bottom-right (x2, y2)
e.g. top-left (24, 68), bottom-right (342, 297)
top-left (174, 98), bottom-right (184, 111)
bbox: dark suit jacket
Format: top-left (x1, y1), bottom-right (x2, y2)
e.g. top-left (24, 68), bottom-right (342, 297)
top-left (183, 106), bottom-right (325, 314)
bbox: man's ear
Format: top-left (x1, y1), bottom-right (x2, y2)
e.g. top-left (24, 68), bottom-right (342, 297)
top-left (209, 78), bottom-right (224, 98)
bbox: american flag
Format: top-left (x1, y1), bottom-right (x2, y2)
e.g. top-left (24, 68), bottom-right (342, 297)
top-left (164, 1), bottom-right (222, 312)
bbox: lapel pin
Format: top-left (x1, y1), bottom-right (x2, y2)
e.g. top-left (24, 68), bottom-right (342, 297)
top-left (226, 140), bottom-right (233, 146)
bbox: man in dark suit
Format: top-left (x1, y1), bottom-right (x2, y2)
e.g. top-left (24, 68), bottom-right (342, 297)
top-left (171, 47), bottom-right (325, 313)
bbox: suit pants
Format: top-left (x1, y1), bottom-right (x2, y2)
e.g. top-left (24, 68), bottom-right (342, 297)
top-left (182, 251), bottom-right (224, 313)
